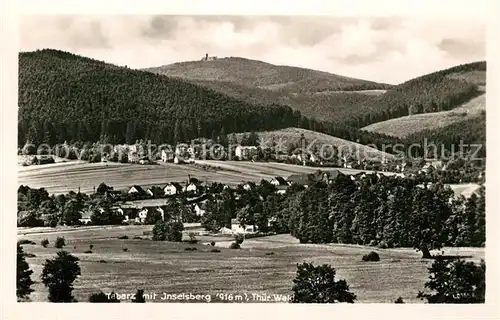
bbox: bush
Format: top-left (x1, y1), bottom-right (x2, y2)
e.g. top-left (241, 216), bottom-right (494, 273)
top-left (18, 239), bottom-right (36, 245)
top-left (83, 250), bottom-right (92, 254)
top-left (187, 232), bottom-right (198, 244)
top-left (394, 297), bottom-right (405, 303)
top-left (118, 235), bottom-right (129, 239)
top-left (210, 241), bottom-right (216, 246)
top-left (417, 258), bottom-right (485, 303)
top-left (41, 239), bottom-right (49, 248)
top-left (291, 262), bottom-right (357, 303)
top-left (362, 251), bottom-right (380, 262)
top-left (211, 249), bottom-right (221, 253)
top-left (55, 237), bottom-right (66, 248)
top-left (152, 220), bottom-right (184, 242)
top-left (133, 236), bottom-right (143, 240)
top-left (229, 242), bottom-right (240, 249)
top-left (123, 248), bottom-right (128, 252)
top-left (89, 244), bottom-right (94, 250)
top-left (368, 240), bottom-right (378, 247)
top-left (98, 260), bottom-right (107, 263)
top-left (265, 252), bottom-right (275, 256)
top-left (132, 289), bottom-right (146, 303)
top-left (234, 234), bottom-right (244, 245)
top-left (184, 247), bottom-right (197, 251)
top-left (89, 291), bottom-right (120, 303)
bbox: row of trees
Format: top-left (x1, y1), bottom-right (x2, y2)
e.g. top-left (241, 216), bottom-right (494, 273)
top-left (199, 173), bottom-right (485, 258)
top-left (287, 175), bottom-right (485, 257)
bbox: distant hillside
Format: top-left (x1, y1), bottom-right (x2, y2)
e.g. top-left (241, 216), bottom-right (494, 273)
top-left (234, 128), bottom-right (395, 161)
top-left (401, 113), bottom-right (486, 158)
top-left (144, 57), bottom-right (392, 93)
top-left (145, 58), bottom-right (485, 129)
top-left (361, 93), bottom-right (486, 138)
top-left (347, 61), bottom-right (486, 128)
top-left (18, 50), bottom-right (304, 146)
top-left (184, 79), bottom-right (382, 123)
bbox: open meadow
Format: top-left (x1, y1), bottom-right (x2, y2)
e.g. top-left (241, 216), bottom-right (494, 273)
top-left (361, 93), bottom-right (486, 138)
top-left (17, 226), bottom-right (484, 303)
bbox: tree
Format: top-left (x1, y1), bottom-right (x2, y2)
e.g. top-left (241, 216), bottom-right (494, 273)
top-left (234, 233), bottom-right (244, 245)
top-left (96, 183), bottom-right (112, 195)
top-left (417, 258), bottom-right (485, 303)
top-left (17, 243), bottom-right (34, 300)
top-left (90, 199), bottom-right (124, 225)
top-left (17, 210), bottom-right (44, 227)
top-left (148, 186), bottom-right (165, 198)
top-left (132, 289), bottom-right (146, 303)
top-left (291, 262), bottom-right (357, 303)
top-left (55, 236), bottom-right (66, 248)
top-left (41, 251), bottom-right (81, 302)
top-left (61, 199), bottom-right (82, 226)
top-left (41, 239), bottom-right (49, 248)
top-left (407, 184), bottom-right (453, 258)
top-left (247, 131), bottom-right (260, 146)
top-left (152, 220), bottom-right (184, 242)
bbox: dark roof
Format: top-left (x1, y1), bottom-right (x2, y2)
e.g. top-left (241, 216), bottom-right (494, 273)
top-left (273, 176), bottom-right (288, 185)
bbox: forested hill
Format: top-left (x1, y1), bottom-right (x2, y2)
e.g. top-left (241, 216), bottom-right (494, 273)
top-left (18, 49), bottom-right (304, 146)
top-left (144, 57), bottom-right (392, 93)
top-left (346, 61), bottom-right (486, 128)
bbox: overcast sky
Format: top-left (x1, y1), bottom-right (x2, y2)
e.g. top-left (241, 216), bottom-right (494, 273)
top-left (20, 15), bottom-right (486, 84)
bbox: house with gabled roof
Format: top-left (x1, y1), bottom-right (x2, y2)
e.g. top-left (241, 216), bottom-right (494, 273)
top-left (269, 176), bottom-right (289, 186)
top-left (231, 218), bottom-right (257, 234)
top-left (128, 185), bottom-right (145, 194)
top-left (164, 182), bottom-right (183, 196)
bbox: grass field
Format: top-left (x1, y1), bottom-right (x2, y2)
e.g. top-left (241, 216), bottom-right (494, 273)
top-left (18, 160), bottom-right (397, 195)
top-left (17, 226), bottom-right (484, 303)
top-left (361, 93), bottom-right (485, 138)
top-left (235, 127), bottom-right (395, 161)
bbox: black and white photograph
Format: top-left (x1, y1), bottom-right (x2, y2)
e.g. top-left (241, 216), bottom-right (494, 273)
top-left (2, 0), bottom-right (499, 317)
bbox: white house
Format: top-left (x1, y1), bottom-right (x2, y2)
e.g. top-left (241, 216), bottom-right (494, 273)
top-left (161, 149), bottom-right (175, 163)
top-left (128, 185), bottom-right (145, 194)
top-left (164, 182), bottom-right (182, 196)
top-left (242, 182), bottom-right (254, 191)
top-left (194, 203), bottom-right (206, 216)
top-left (79, 210), bottom-right (93, 225)
top-left (146, 188), bottom-right (154, 197)
top-left (231, 218), bottom-right (257, 234)
top-left (137, 208), bottom-right (149, 223)
top-left (183, 183), bottom-right (198, 194)
top-left (275, 186), bottom-right (288, 194)
top-left (137, 206), bottom-right (165, 223)
top-left (235, 146), bottom-right (258, 160)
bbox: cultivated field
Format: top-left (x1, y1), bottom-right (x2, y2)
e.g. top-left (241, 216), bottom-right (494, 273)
top-left (17, 160), bottom-right (396, 195)
top-left (361, 93), bottom-right (486, 138)
top-left (17, 226), bottom-right (484, 303)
